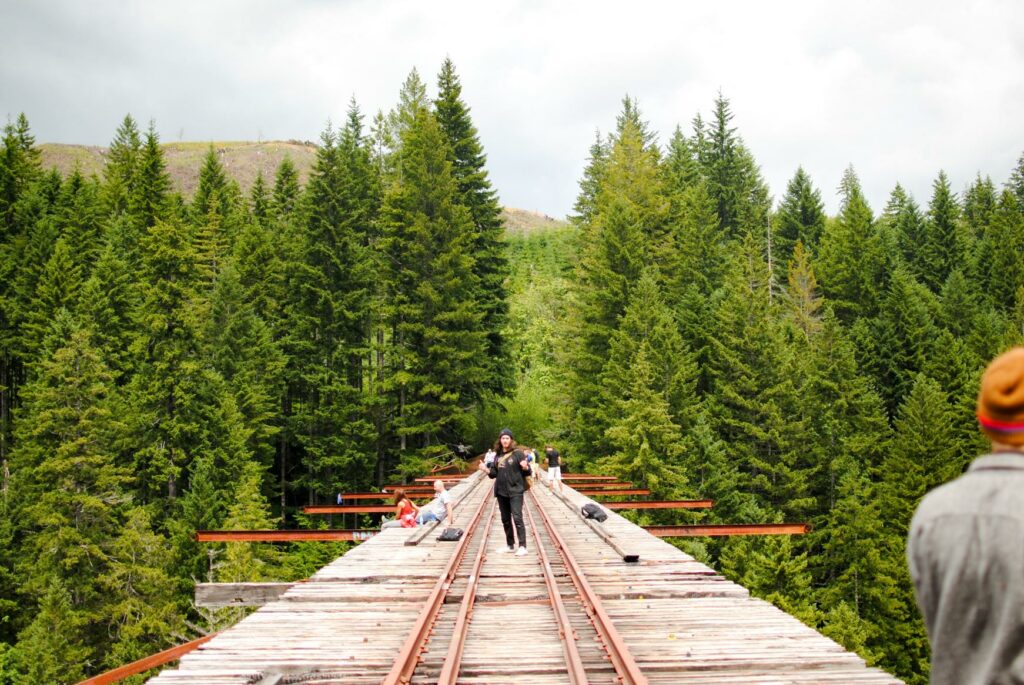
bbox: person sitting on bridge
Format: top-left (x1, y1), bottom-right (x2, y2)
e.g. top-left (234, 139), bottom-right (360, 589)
top-left (909, 347), bottom-right (1024, 685)
top-left (381, 488), bottom-right (420, 530)
top-left (480, 428), bottom-right (531, 556)
top-left (416, 479), bottom-right (453, 527)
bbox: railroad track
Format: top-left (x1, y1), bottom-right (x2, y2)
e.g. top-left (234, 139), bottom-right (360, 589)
top-left (383, 476), bottom-right (647, 685)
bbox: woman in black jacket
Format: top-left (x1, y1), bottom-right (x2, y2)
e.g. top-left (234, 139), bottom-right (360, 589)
top-left (480, 427), bottom-right (531, 555)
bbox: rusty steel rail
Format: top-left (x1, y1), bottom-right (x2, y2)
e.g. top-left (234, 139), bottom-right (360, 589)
top-left (645, 523), bottom-right (809, 537)
top-left (529, 489), bottom-right (648, 685)
top-left (523, 498), bottom-right (589, 685)
top-left (382, 482), bottom-right (491, 685)
top-left (604, 499), bottom-right (714, 510)
top-left (77, 633), bottom-right (218, 685)
top-left (436, 500), bottom-right (497, 684)
top-left (195, 529), bottom-right (379, 542)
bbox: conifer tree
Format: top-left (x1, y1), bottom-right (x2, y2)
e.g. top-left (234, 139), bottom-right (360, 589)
top-left (568, 106), bottom-right (667, 454)
top-left (435, 59), bottom-right (508, 388)
top-left (775, 167), bottom-right (826, 262)
top-left (103, 114), bottom-right (142, 218)
top-left (705, 233), bottom-right (811, 516)
top-left (77, 241), bottom-right (140, 380)
top-left (975, 190), bottom-right (1024, 311)
top-left (98, 506), bottom-right (183, 675)
top-left (286, 120), bottom-right (375, 496)
top-left (919, 171), bottom-right (963, 292)
top-left (250, 171), bottom-right (269, 225)
top-left (598, 344), bottom-right (689, 498)
top-left (127, 122), bottom-right (171, 234)
top-left (817, 166), bottom-right (885, 321)
top-left (379, 107), bottom-right (487, 461)
top-left (855, 268), bottom-right (939, 416)
top-left (10, 579), bottom-right (89, 683)
top-left (270, 156), bottom-right (301, 219)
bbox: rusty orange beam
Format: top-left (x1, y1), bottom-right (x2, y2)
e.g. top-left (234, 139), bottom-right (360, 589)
top-left (303, 505), bottom-right (396, 514)
top-left (604, 500), bottom-right (714, 510)
top-left (414, 474), bottom-right (470, 483)
top-left (326, 493), bottom-right (431, 501)
top-left (77, 633), bottom-right (218, 685)
top-left (195, 529), bottom-right (379, 542)
top-left (560, 474), bottom-right (619, 481)
top-left (382, 485), bottom-right (434, 493)
top-left (574, 488), bottom-right (651, 496)
top-left (565, 481), bottom-right (633, 489)
top-left (644, 523), bottom-right (809, 537)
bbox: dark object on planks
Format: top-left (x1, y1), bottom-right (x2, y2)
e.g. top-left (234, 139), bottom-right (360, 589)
top-left (437, 527), bottom-right (464, 541)
top-left (581, 502), bottom-right (608, 522)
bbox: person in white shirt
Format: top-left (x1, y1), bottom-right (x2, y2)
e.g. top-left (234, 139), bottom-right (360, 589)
top-left (416, 479), bottom-right (453, 526)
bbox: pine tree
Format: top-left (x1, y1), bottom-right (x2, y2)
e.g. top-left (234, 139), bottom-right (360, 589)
top-left (598, 344), bottom-right (690, 498)
top-left (270, 156), bottom-right (301, 219)
top-left (10, 579), bottom-right (89, 683)
top-left (975, 190), bottom-right (1024, 311)
top-left (775, 167), bottom-right (826, 263)
top-left (103, 114), bottom-right (142, 219)
top-left (817, 166), bottom-right (885, 321)
top-left (919, 171), bottom-right (962, 292)
top-left (599, 268), bottom-right (698, 436)
top-left (77, 241), bottom-right (140, 380)
top-left (568, 106), bottom-right (668, 454)
top-left (882, 183), bottom-right (925, 275)
top-left (662, 126), bottom-right (701, 194)
top-left (571, 130), bottom-right (609, 226)
top-left (98, 506), bottom-right (184, 675)
top-left (701, 94), bottom-right (771, 238)
top-left (705, 233), bottom-right (811, 517)
top-left (285, 120), bottom-right (376, 496)
top-left (379, 107), bottom-right (487, 462)
top-left (127, 122), bottom-right (171, 234)
top-left (205, 264), bottom-right (284, 467)
top-left (22, 238), bottom-right (82, 355)
top-left (435, 59), bottom-right (508, 389)
top-left (250, 171), bottom-right (269, 225)
top-left (855, 268), bottom-right (939, 416)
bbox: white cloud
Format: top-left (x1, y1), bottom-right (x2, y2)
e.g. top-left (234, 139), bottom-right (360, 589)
top-left (1, 0), bottom-right (1022, 216)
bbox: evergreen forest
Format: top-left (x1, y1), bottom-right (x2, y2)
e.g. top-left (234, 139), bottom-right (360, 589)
top-left (1, 61), bottom-right (1023, 683)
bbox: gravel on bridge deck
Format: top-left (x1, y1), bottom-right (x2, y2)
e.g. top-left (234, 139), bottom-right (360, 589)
top-left (148, 471), bottom-right (902, 684)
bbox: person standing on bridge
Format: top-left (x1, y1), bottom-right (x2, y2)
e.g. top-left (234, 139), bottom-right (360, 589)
top-left (544, 445), bottom-right (563, 493)
top-left (480, 428), bottom-right (531, 556)
top-left (909, 347), bottom-right (1024, 685)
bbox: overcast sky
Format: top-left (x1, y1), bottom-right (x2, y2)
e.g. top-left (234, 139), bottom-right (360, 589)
top-left (2, 0), bottom-right (1022, 218)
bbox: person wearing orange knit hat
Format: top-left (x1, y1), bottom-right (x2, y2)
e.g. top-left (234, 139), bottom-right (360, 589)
top-left (908, 347), bottom-right (1024, 685)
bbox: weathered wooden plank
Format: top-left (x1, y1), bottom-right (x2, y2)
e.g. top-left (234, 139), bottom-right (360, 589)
top-left (195, 583), bottom-right (296, 608)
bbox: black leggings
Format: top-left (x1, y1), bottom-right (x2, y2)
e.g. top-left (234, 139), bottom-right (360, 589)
top-left (497, 493), bottom-right (526, 549)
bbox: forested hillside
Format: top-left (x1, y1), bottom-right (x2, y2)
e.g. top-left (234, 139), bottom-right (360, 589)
top-left (2, 64), bottom-right (1023, 684)
top-left (0, 60), bottom-right (508, 683)
top-left (519, 96), bottom-right (1024, 684)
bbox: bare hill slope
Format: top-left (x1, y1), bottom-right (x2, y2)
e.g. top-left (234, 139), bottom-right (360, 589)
top-left (39, 141), bottom-right (568, 232)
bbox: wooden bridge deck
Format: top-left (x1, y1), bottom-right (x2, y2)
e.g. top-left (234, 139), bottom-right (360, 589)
top-left (149, 472), bottom-right (901, 684)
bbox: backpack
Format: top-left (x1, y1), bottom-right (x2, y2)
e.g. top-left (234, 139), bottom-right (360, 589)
top-left (581, 503), bottom-right (608, 522)
top-left (437, 527), bottom-right (464, 541)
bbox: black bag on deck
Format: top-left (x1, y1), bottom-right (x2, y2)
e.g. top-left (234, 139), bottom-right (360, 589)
top-left (581, 503), bottom-right (608, 522)
top-left (437, 527), bottom-right (464, 541)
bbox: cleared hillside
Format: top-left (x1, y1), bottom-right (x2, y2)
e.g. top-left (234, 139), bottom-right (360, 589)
top-left (38, 142), bottom-right (568, 233)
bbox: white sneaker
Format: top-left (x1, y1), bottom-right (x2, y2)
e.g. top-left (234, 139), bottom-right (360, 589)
top-left (497, 546), bottom-right (514, 553)
top-left (515, 546), bottom-right (528, 556)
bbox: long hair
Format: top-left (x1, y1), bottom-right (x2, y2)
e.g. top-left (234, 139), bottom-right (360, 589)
top-left (492, 436), bottom-right (519, 454)
top-left (393, 488), bottom-right (408, 506)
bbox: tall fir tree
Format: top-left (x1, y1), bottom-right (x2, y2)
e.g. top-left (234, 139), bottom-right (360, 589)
top-left (434, 59), bottom-right (508, 389)
top-left (817, 166), bottom-right (885, 321)
top-left (775, 167), bottom-right (826, 263)
top-left (378, 107), bottom-right (487, 465)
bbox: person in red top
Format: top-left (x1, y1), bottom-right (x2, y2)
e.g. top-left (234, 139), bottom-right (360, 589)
top-left (381, 488), bottom-right (420, 530)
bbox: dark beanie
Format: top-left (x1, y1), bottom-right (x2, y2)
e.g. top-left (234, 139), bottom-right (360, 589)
top-left (498, 428), bottom-right (514, 439)
top-left (977, 347), bottom-right (1024, 446)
